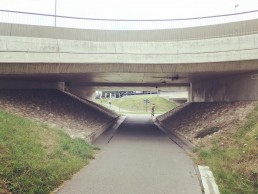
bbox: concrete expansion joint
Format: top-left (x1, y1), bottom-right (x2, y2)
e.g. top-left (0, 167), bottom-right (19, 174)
top-left (92, 115), bottom-right (126, 146)
top-left (106, 135), bottom-right (114, 144)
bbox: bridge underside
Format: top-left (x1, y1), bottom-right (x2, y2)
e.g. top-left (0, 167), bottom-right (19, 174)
top-left (0, 61), bottom-right (257, 84)
top-left (0, 20), bottom-right (258, 102)
top-left (0, 61), bottom-right (257, 102)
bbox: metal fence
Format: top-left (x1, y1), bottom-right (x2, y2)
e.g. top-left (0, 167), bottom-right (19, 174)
top-left (0, 9), bottom-right (258, 30)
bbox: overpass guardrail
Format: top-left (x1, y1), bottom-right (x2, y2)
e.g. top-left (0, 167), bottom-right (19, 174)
top-left (0, 9), bottom-right (258, 30)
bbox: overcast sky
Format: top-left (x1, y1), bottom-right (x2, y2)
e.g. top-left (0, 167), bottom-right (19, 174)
top-left (0, 0), bottom-right (257, 19)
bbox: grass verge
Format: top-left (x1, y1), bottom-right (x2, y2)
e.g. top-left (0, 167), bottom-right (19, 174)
top-left (0, 109), bottom-right (98, 194)
top-left (194, 105), bottom-right (258, 194)
top-left (95, 95), bottom-right (177, 114)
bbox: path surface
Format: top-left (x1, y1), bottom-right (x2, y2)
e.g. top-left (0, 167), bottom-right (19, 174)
top-left (56, 115), bottom-right (202, 194)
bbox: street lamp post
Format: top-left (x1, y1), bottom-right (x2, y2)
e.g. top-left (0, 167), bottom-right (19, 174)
top-left (54, 0), bottom-right (57, 26)
top-left (234, 4), bottom-right (239, 13)
top-left (144, 99), bottom-right (150, 112)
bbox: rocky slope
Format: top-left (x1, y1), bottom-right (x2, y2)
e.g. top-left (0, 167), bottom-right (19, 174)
top-left (0, 89), bottom-right (118, 141)
top-left (157, 101), bottom-right (258, 144)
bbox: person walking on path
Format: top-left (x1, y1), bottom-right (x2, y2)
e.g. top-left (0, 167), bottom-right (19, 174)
top-left (151, 104), bottom-right (155, 119)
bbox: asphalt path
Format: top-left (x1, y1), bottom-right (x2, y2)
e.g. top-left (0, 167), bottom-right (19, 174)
top-left (56, 115), bottom-right (202, 194)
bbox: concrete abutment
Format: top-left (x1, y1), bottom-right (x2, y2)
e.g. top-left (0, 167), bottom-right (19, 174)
top-left (1, 18), bottom-right (258, 103)
top-left (191, 72), bottom-right (258, 102)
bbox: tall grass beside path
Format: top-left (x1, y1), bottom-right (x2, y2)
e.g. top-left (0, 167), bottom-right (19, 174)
top-left (195, 105), bottom-right (258, 194)
top-left (0, 109), bottom-right (97, 194)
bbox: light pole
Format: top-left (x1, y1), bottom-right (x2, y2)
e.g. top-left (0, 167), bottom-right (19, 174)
top-left (54, 0), bottom-right (57, 26)
top-left (144, 99), bottom-right (150, 112)
top-left (234, 4), bottom-right (239, 13)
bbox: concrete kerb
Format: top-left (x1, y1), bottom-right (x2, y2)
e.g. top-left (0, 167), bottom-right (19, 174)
top-left (60, 90), bottom-right (118, 118)
top-left (156, 102), bottom-right (191, 122)
top-left (154, 119), bottom-right (205, 193)
top-left (154, 119), bottom-right (194, 153)
top-left (154, 119), bottom-right (221, 194)
top-left (86, 116), bottom-right (120, 143)
top-left (59, 89), bottom-right (121, 143)
top-left (198, 166), bottom-right (220, 194)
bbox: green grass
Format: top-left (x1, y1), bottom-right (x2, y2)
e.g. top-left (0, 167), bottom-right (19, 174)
top-left (95, 95), bottom-right (177, 114)
top-left (0, 109), bottom-right (97, 194)
top-left (195, 105), bottom-right (258, 194)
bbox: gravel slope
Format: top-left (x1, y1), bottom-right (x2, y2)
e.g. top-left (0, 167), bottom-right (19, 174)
top-left (0, 89), bottom-right (118, 141)
top-left (157, 101), bottom-right (258, 144)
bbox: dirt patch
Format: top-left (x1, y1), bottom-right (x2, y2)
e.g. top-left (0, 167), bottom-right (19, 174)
top-left (194, 126), bottom-right (220, 138)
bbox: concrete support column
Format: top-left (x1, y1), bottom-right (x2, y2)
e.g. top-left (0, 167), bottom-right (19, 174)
top-left (188, 83), bottom-right (193, 102)
top-left (192, 72), bottom-right (258, 102)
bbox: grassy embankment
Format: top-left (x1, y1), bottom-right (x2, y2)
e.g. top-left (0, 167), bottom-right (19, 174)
top-left (194, 105), bottom-right (258, 194)
top-left (0, 110), bottom-right (98, 194)
top-left (95, 95), bottom-right (177, 114)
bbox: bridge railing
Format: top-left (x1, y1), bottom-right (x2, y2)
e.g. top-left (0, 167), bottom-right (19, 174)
top-left (0, 9), bottom-right (258, 30)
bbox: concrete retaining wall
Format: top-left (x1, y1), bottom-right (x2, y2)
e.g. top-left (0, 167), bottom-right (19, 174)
top-left (61, 90), bottom-right (118, 118)
top-left (192, 72), bottom-right (258, 102)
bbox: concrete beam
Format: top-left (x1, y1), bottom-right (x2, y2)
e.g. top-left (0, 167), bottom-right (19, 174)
top-left (87, 87), bottom-right (188, 92)
top-left (68, 82), bottom-right (189, 87)
top-left (0, 80), bottom-right (65, 90)
top-left (0, 61), bottom-right (258, 75)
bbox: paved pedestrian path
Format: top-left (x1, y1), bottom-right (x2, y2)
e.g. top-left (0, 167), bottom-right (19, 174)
top-left (56, 115), bottom-right (202, 194)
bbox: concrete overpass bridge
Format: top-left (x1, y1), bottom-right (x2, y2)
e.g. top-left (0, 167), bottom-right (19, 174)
top-left (0, 10), bottom-right (258, 102)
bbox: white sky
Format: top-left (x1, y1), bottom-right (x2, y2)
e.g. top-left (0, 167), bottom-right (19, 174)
top-left (0, 0), bottom-right (257, 19)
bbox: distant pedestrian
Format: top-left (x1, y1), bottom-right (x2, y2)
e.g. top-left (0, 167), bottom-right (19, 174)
top-left (151, 104), bottom-right (155, 119)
